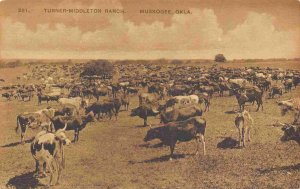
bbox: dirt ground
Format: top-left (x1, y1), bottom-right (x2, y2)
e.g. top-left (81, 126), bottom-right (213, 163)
top-left (0, 62), bottom-right (300, 189)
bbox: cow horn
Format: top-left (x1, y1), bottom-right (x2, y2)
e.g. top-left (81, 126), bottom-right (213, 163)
top-left (62, 123), bottom-right (67, 131)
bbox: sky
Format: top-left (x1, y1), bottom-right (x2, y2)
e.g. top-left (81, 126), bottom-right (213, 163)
top-left (0, 0), bottom-right (299, 59)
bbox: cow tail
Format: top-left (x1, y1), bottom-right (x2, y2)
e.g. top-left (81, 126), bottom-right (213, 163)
top-left (16, 115), bottom-right (20, 133)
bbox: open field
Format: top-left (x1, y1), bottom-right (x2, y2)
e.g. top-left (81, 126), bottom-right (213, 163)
top-left (0, 61), bottom-right (299, 189)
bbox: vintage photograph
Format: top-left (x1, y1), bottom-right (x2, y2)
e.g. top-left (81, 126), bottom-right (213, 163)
top-left (0, 0), bottom-right (299, 188)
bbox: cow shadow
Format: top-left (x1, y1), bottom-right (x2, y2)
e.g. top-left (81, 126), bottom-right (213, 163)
top-left (1, 138), bottom-right (34, 148)
top-left (129, 154), bottom-right (187, 164)
top-left (217, 137), bottom-right (239, 149)
top-left (135, 125), bottom-right (147, 128)
top-left (224, 110), bottom-right (237, 114)
top-left (6, 171), bottom-right (41, 189)
top-left (257, 163), bottom-right (300, 174)
top-left (139, 142), bottom-right (165, 148)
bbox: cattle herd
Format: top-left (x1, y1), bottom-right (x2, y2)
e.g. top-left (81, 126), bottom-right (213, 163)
top-left (1, 62), bottom-right (300, 186)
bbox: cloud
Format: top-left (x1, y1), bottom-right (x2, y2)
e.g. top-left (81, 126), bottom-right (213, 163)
top-left (0, 9), bottom-right (299, 59)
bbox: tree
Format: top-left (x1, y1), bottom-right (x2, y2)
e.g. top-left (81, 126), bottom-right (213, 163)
top-left (215, 54), bottom-right (226, 62)
top-left (80, 59), bottom-right (114, 79)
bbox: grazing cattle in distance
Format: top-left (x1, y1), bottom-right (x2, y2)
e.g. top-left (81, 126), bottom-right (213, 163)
top-left (130, 105), bottom-right (160, 126)
top-left (268, 86), bottom-right (283, 98)
top-left (126, 87), bottom-right (139, 95)
top-left (281, 124), bottom-right (300, 144)
top-left (283, 79), bottom-right (293, 93)
top-left (31, 126), bottom-right (71, 186)
top-left (168, 85), bottom-right (190, 96)
top-left (138, 93), bottom-right (160, 106)
top-left (51, 112), bottom-right (94, 142)
top-left (2, 92), bottom-right (12, 100)
top-left (234, 110), bottom-right (254, 147)
top-left (120, 94), bottom-right (130, 111)
top-left (145, 116), bottom-right (206, 160)
top-left (160, 105), bottom-right (203, 124)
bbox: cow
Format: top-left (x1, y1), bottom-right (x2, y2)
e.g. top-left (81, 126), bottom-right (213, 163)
top-left (197, 93), bottom-right (210, 112)
top-left (281, 124), bottom-right (300, 144)
top-left (51, 112), bottom-right (94, 142)
top-left (268, 86), bottom-right (283, 98)
top-left (120, 94), bottom-right (130, 111)
top-left (277, 98), bottom-right (300, 124)
top-left (232, 87), bottom-right (263, 111)
top-left (31, 126), bottom-right (71, 186)
top-left (58, 97), bottom-right (85, 110)
top-left (130, 105), bottom-right (160, 126)
top-left (144, 116), bottom-right (206, 160)
top-left (93, 88), bottom-right (109, 101)
top-left (2, 93), bottom-right (12, 100)
top-left (16, 108), bottom-right (57, 143)
top-left (55, 104), bottom-right (79, 117)
top-left (85, 101), bottom-right (116, 120)
top-left (160, 105), bottom-right (203, 124)
top-left (37, 94), bottom-right (49, 105)
top-left (234, 110), bottom-right (254, 147)
top-left (283, 79), bottom-right (293, 93)
top-left (138, 93), bottom-right (160, 106)
top-left (16, 114), bottom-right (34, 144)
top-left (165, 95), bottom-right (199, 108)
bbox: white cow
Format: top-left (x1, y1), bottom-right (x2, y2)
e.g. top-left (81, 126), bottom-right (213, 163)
top-left (58, 97), bottom-right (87, 110)
top-left (170, 95), bottom-right (199, 107)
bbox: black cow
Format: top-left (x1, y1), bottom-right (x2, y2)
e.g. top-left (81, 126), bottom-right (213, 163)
top-left (281, 124), bottom-right (300, 145)
top-left (130, 105), bottom-right (160, 126)
top-left (51, 112), bottom-right (94, 142)
top-left (85, 101), bottom-right (116, 120)
top-left (268, 86), bottom-right (283, 98)
top-left (16, 114), bottom-right (34, 144)
top-left (144, 116), bottom-right (206, 160)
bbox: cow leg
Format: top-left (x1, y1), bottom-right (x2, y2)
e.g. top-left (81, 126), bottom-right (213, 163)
top-left (21, 126), bottom-right (27, 144)
top-left (143, 116), bottom-right (147, 127)
top-left (194, 136), bottom-right (200, 155)
top-left (46, 159), bottom-right (55, 186)
top-left (242, 128), bottom-right (246, 147)
top-left (74, 128), bottom-right (79, 142)
top-left (238, 127), bottom-right (242, 147)
top-left (247, 127), bottom-right (251, 142)
top-left (169, 143), bottom-right (175, 161)
top-left (200, 134), bottom-right (206, 155)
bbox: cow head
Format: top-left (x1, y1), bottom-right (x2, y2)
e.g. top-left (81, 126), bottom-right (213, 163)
top-left (281, 125), bottom-right (299, 142)
top-left (84, 111), bottom-right (95, 122)
top-left (144, 127), bottom-right (161, 142)
top-left (55, 126), bottom-right (71, 145)
top-left (277, 101), bottom-right (293, 116)
top-left (130, 107), bottom-right (140, 117)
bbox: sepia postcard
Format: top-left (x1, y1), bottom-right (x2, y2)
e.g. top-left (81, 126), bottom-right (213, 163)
top-left (0, 0), bottom-right (299, 188)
